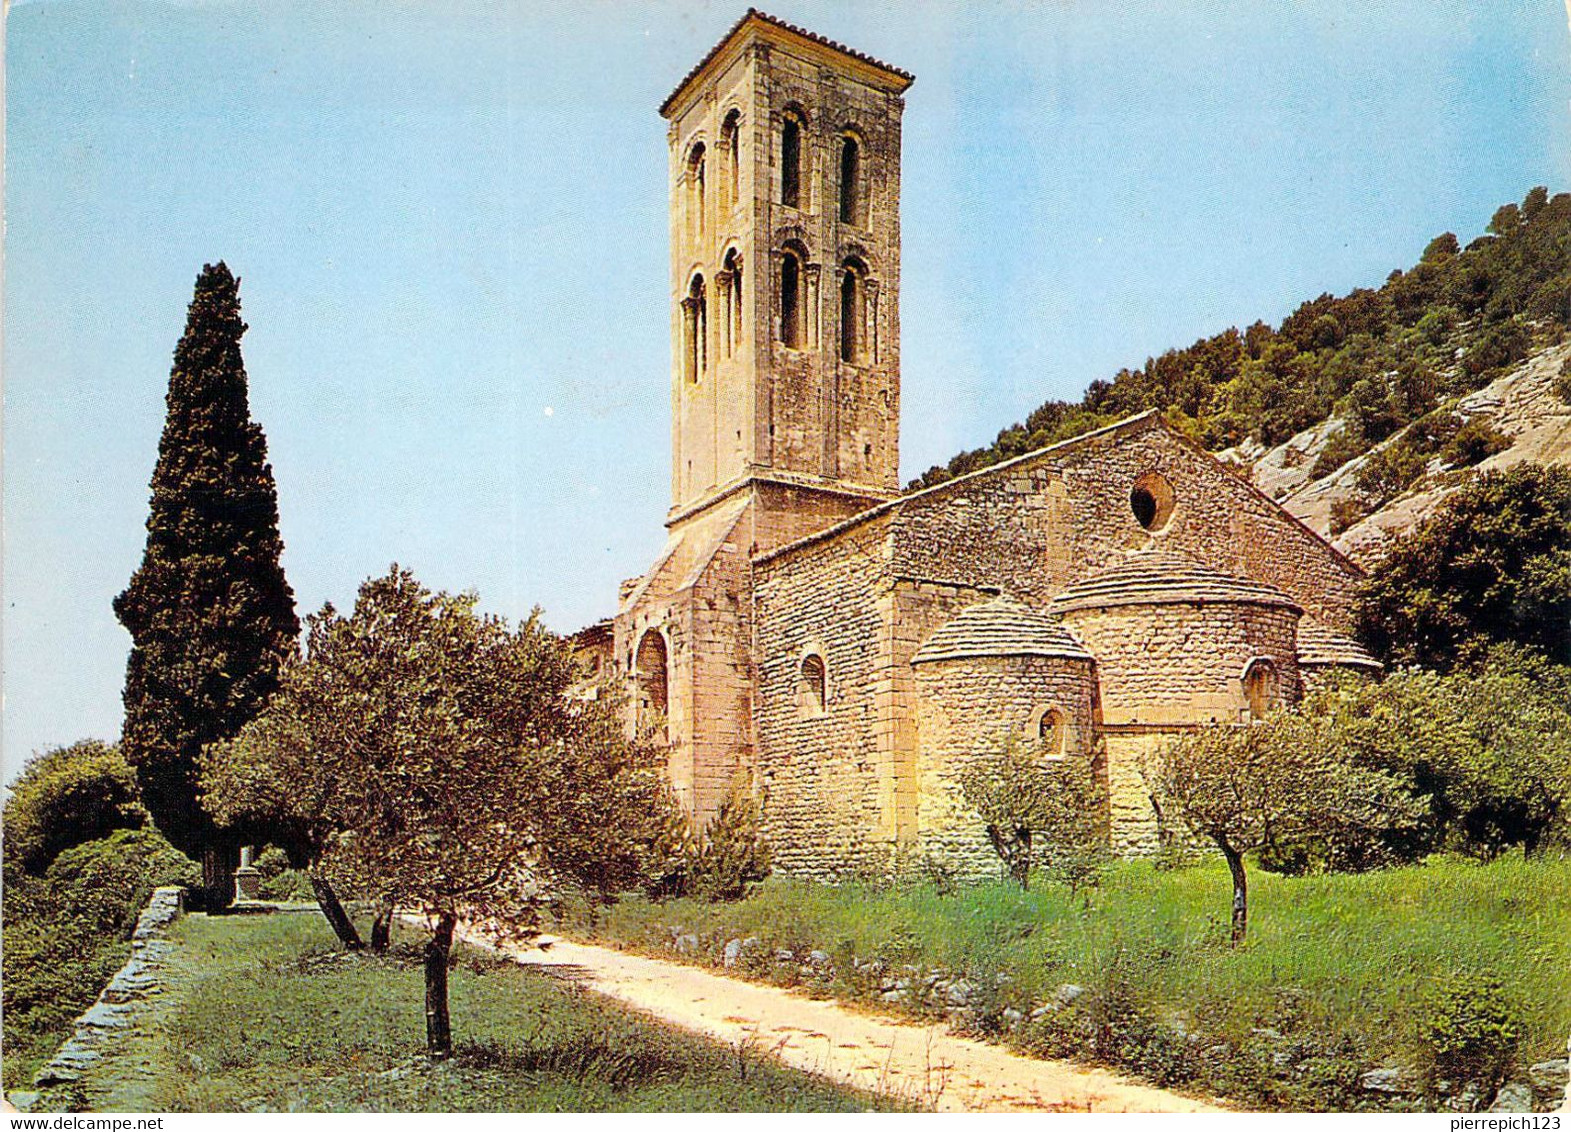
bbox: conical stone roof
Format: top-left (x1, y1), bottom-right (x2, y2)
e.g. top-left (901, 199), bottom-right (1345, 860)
top-left (912, 596), bottom-right (1093, 665)
top-left (1296, 622), bottom-right (1382, 671)
top-left (1049, 549), bottom-right (1302, 615)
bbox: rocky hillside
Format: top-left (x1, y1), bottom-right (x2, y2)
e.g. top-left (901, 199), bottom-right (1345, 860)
top-left (911, 185), bottom-right (1571, 558)
top-left (1225, 343), bottom-right (1571, 567)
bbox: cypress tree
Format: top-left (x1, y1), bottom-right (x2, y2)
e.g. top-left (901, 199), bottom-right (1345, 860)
top-left (114, 263), bottom-right (299, 907)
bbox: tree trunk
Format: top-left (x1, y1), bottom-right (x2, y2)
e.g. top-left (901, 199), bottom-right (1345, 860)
top-left (370, 893), bottom-right (395, 952)
top-left (425, 911), bottom-right (457, 1059)
top-left (310, 872), bottom-right (363, 950)
top-left (1220, 841), bottom-right (1248, 945)
top-left (201, 841), bottom-right (238, 913)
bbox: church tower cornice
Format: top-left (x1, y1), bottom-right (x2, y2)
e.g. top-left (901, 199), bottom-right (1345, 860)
top-left (661, 9), bottom-right (913, 121)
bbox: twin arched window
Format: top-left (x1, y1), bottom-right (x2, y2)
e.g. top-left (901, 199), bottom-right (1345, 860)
top-left (780, 111), bottom-right (862, 223)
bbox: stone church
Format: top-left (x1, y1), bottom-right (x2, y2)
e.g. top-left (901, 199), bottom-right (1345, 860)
top-left (572, 10), bottom-right (1379, 878)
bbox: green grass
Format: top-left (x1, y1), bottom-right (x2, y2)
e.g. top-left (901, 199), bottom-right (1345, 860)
top-left (103, 912), bottom-right (905, 1112)
top-left (565, 855), bottom-right (1571, 1110)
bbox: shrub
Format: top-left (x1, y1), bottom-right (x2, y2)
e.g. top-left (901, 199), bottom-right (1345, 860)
top-left (1418, 972), bottom-right (1521, 1105)
top-left (693, 787), bottom-right (772, 902)
top-left (1329, 497), bottom-right (1370, 537)
top-left (1554, 358), bottom-right (1571, 405)
top-left (644, 794), bottom-right (702, 900)
top-left (1354, 440), bottom-right (1429, 505)
top-left (958, 739), bottom-right (1108, 894)
top-left (3, 740), bottom-right (145, 877)
top-left (2, 828), bottom-right (197, 1089)
top-left (646, 786), bottom-right (771, 903)
top-left (1292, 654), bottom-right (1571, 860)
top-left (1416, 306), bottom-right (1458, 346)
top-left (43, 828), bottom-right (201, 937)
top-left (253, 845), bottom-right (314, 901)
top-left (1439, 418), bottom-right (1511, 467)
top-left (1460, 320), bottom-right (1531, 381)
top-left (1309, 427), bottom-right (1371, 481)
top-left (1355, 464), bottom-right (1571, 668)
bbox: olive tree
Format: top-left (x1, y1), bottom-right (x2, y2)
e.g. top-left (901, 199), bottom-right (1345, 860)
top-left (1150, 716), bottom-right (1423, 944)
top-left (203, 566), bottom-right (671, 1057)
top-left (958, 740), bottom-right (1108, 894)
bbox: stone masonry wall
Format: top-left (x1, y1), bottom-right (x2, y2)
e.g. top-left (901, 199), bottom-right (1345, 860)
top-left (1063, 600), bottom-right (1301, 853)
top-left (753, 40), bottom-right (904, 494)
top-left (890, 417), bottom-right (1362, 631)
top-left (889, 579), bottom-right (999, 844)
top-left (913, 654), bottom-right (1098, 880)
top-left (616, 494), bottom-right (751, 817)
top-left (753, 514), bottom-right (896, 877)
top-left (1061, 602), bottom-right (1301, 726)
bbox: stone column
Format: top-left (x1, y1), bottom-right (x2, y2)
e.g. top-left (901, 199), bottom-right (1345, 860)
top-left (233, 844), bottom-right (262, 902)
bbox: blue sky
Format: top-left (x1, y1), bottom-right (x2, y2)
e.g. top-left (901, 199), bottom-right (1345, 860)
top-left (5, 0), bottom-right (1569, 783)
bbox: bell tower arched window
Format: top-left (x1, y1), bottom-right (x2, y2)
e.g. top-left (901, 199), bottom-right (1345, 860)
top-left (840, 257), bottom-right (866, 363)
top-left (780, 248), bottom-right (804, 349)
top-left (721, 110), bottom-right (741, 213)
top-left (686, 142), bottom-right (707, 242)
top-left (683, 274), bottom-right (707, 383)
top-left (781, 110), bottom-right (804, 209)
top-left (838, 134), bottom-right (860, 224)
top-left (721, 248), bottom-right (742, 358)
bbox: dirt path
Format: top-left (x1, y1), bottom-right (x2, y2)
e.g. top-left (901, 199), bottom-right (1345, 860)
top-left (466, 929), bottom-right (1221, 1112)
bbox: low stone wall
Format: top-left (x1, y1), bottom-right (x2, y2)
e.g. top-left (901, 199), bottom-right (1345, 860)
top-left (12, 885), bottom-right (186, 1111)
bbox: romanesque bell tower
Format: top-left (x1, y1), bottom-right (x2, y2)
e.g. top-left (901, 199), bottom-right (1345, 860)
top-left (596, 13), bottom-right (914, 827)
top-left (660, 9), bottom-right (913, 521)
